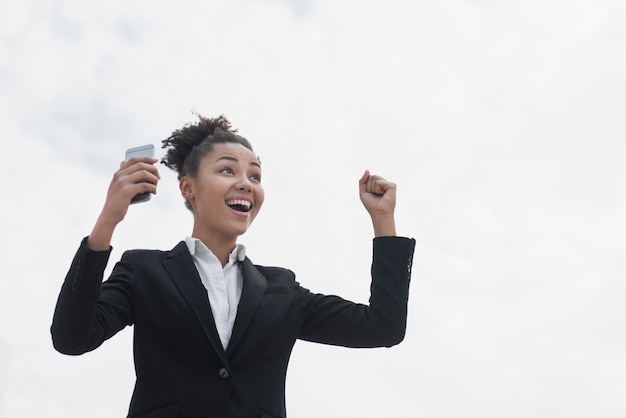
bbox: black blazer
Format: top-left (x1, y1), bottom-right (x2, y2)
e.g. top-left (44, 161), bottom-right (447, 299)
top-left (51, 236), bottom-right (415, 418)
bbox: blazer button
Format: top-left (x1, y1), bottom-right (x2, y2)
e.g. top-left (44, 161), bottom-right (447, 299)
top-left (218, 368), bottom-right (230, 379)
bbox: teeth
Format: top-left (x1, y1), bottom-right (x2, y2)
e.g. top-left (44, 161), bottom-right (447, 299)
top-left (226, 199), bottom-right (251, 209)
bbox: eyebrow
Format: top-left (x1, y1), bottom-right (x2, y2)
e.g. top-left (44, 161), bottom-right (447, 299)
top-left (216, 155), bottom-right (261, 167)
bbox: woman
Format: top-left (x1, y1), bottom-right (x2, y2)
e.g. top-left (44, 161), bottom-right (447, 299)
top-left (51, 115), bottom-right (416, 418)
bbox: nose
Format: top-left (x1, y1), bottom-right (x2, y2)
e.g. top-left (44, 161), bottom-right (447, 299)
top-left (236, 176), bottom-right (252, 192)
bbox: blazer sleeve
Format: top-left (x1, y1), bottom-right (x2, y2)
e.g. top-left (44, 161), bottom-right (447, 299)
top-left (297, 236), bottom-right (416, 348)
top-left (51, 237), bottom-right (134, 355)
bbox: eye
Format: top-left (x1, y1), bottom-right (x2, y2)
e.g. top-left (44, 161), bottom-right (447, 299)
top-left (220, 167), bottom-right (234, 174)
top-left (248, 170), bottom-right (261, 183)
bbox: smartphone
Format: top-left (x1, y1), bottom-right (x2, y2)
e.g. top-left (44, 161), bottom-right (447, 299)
top-left (125, 144), bottom-right (155, 204)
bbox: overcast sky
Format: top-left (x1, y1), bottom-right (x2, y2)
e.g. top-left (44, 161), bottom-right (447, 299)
top-left (1, 0), bottom-right (625, 417)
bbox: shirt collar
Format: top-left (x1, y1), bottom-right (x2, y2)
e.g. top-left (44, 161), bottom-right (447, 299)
top-left (184, 236), bottom-right (246, 263)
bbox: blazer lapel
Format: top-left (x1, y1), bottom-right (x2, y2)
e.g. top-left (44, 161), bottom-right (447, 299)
top-left (226, 258), bottom-right (266, 355)
top-left (163, 242), bottom-right (229, 366)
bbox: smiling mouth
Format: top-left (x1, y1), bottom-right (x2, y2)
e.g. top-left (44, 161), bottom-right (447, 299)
top-left (226, 199), bottom-right (252, 213)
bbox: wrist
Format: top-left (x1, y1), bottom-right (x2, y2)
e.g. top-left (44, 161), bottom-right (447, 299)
top-left (371, 215), bottom-right (396, 237)
top-left (87, 216), bottom-right (118, 251)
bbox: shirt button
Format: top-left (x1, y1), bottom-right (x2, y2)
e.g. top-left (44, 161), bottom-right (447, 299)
top-left (218, 368), bottom-right (230, 379)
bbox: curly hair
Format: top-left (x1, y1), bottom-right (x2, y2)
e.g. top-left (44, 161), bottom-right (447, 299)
top-left (160, 113), bottom-right (256, 211)
top-left (161, 113), bottom-right (254, 178)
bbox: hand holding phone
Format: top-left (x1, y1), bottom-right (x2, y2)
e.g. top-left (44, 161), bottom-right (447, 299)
top-left (125, 144), bottom-right (156, 204)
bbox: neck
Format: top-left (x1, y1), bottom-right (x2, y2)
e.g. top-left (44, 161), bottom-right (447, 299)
top-left (191, 230), bottom-right (236, 268)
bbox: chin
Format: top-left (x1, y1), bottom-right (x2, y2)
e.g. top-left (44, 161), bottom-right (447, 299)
top-left (230, 225), bottom-right (251, 237)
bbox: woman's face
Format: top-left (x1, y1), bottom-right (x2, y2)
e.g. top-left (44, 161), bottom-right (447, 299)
top-left (181, 142), bottom-right (264, 242)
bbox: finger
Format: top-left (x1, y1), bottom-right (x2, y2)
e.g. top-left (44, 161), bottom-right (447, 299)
top-left (126, 169), bottom-right (160, 188)
top-left (371, 177), bottom-right (396, 197)
top-left (123, 160), bottom-right (161, 179)
top-left (118, 174), bottom-right (159, 201)
top-left (366, 175), bottom-right (385, 195)
top-left (374, 178), bottom-right (392, 195)
top-left (121, 157), bottom-right (159, 172)
top-left (359, 170), bottom-right (370, 195)
top-left (130, 179), bottom-right (158, 196)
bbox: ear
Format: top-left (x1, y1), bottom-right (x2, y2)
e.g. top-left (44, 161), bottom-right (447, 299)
top-left (180, 176), bottom-right (193, 200)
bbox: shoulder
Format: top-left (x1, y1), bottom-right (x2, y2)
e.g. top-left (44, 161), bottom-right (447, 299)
top-left (119, 241), bottom-right (187, 263)
top-left (250, 263), bottom-right (307, 299)
top-left (109, 244), bottom-right (185, 286)
top-left (120, 248), bottom-right (170, 260)
top-left (244, 261), bottom-right (301, 292)
top-left (251, 263), bottom-right (296, 283)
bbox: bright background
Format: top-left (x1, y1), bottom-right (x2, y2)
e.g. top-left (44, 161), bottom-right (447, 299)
top-left (1, 0), bottom-right (625, 417)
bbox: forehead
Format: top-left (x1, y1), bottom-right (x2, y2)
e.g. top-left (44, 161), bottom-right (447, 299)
top-left (206, 142), bottom-right (260, 165)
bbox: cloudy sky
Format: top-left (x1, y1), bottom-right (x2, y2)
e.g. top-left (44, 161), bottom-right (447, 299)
top-left (1, 0), bottom-right (625, 416)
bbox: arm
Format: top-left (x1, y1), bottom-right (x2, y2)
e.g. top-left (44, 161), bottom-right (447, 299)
top-left (51, 156), bottom-right (160, 353)
top-left (297, 172), bottom-right (415, 347)
top-left (51, 239), bottom-right (134, 354)
top-left (297, 236), bottom-right (415, 347)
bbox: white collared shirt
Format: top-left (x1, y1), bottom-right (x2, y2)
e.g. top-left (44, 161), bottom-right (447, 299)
top-left (184, 237), bottom-right (245, 350)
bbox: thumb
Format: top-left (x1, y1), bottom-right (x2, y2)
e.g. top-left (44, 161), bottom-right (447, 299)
top-left (358, 170), bottom-right (370, 195)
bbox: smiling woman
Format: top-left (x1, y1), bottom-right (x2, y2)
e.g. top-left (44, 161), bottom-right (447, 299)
top-left (161, 120), bottom-right (265, 267)
top-left (50, 113), bottom-right (416, 418)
